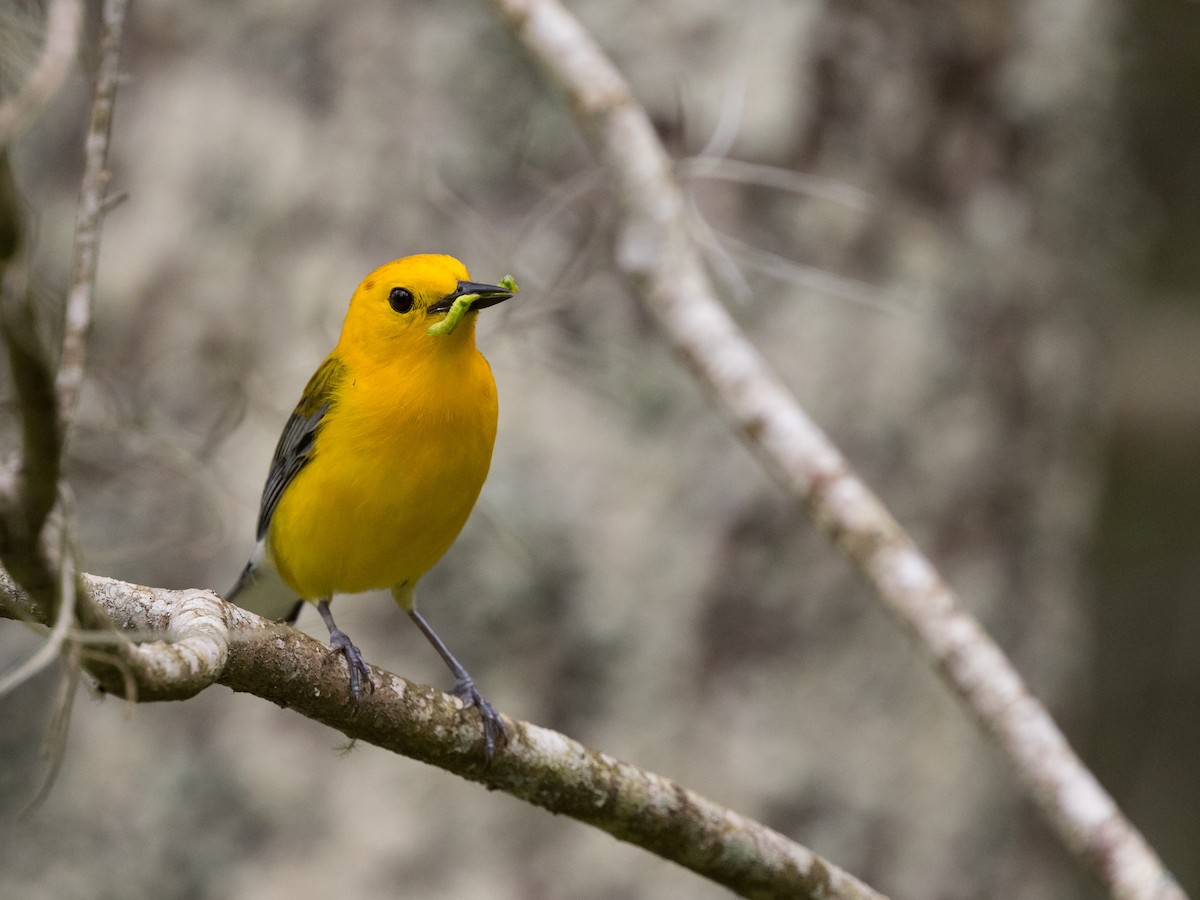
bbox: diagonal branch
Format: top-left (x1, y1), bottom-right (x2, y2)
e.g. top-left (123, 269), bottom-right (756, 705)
top-left (0, 570), bottom-right (885, 900)
top-left (484, 1), bottom-right (1187, 899)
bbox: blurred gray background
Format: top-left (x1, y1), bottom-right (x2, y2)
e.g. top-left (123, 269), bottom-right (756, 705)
top-left (1, 0), bottom-right (1197, 898)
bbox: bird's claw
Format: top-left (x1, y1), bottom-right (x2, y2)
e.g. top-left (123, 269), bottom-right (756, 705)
top-left (325, 626), bottom-right (374, 705)
top-left (453, 676), bottom-right (507, 764)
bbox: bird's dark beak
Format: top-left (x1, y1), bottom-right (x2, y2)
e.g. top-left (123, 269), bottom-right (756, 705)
top-left (428, 280), bottom-right (515, 313)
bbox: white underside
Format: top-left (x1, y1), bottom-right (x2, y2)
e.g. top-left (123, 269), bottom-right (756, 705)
top-left (227, 540), bottom-right (306, 620)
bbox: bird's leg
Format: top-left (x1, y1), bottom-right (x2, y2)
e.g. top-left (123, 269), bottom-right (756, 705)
top-left (282, 600), bottom-right (303, 626)
top-left (407, 608), bottom-right (506, 762)
top-left (317, 600), bottom-right (373, 703)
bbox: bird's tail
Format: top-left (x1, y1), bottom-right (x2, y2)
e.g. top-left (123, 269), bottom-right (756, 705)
top-left (226, 542), bottom-right (303, 622)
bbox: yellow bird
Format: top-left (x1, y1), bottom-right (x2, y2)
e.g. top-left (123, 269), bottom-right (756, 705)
top-left (228, 253), bottom-right (515, 757)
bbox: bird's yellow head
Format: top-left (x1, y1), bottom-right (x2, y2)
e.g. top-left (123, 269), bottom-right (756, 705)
top-left (335, 254), bottom-right (514, 361)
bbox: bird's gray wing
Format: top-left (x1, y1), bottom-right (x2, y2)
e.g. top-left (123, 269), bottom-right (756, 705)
top-left (255, 355), bottom-right (347, 540)
top-left (227, 355), bottom-right (346, 610)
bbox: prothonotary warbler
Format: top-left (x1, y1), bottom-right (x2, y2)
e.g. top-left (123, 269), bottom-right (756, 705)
top-left (228, 253), bottom-right (516, 759)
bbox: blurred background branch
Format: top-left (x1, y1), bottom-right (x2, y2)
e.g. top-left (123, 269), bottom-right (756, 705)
top-left (58, 0), bottom-right (127, 433)
top-left (0, 0), bottom-right (126, 607)
top-left (0, 0), bottom-right (86, 616)
top-left (0, 0), bottom-right (80, 146)
top-left (0, 0), bottom-right (129, 824)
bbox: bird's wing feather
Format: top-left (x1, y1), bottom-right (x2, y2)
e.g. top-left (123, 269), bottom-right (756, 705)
top-left (255, 355), bottom-right (347, 540)
top-left (227, 356), bottom-right (346, 613)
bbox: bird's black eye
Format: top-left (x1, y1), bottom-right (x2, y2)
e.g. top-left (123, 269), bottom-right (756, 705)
top-left (388, 287), bottom-right (414, 313)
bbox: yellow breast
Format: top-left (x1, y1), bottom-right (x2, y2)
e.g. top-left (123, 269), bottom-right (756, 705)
top-left (267, 340), bottom-right (498, 600)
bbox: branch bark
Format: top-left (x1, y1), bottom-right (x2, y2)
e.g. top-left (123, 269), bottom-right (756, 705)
top-left (484, 1), bottom-right (1187, 899)
top-left (0, 571), bottom-right (885, 900)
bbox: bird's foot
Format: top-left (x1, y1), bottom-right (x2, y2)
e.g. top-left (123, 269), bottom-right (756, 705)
top-left (325, 626), bottom-right (374, 704)
top-left (453, 676), bottom-right (507, 764)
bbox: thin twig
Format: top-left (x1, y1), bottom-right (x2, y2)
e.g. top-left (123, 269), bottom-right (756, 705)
top-left (686, 214), bottom-right (901, 314)
top-left (684, 191), bottom-right (754, 303)
top-left (692, 1), bottom-right (753, 161)
top-left (678, 157), bottom-right (873, 212)
top-left (57, 0), bottom-right (129, 433)
top-left (0, 0), bottom-right (83, 145)
top-left (485, 1), bottom-right (1187, 899)
top-left (0, 571), bottom-right (885, 900)
top-left (0, 523), bottom-right (77, 699)
top-left (18, 638), bottom-right (83, 818)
